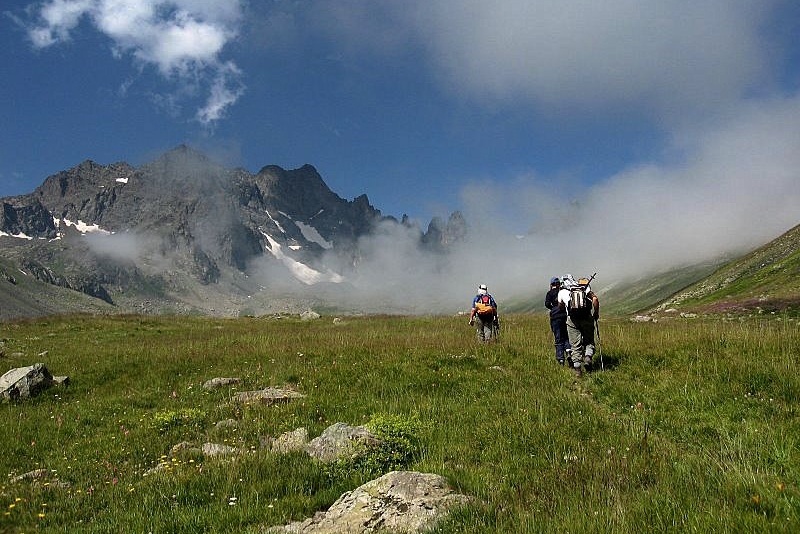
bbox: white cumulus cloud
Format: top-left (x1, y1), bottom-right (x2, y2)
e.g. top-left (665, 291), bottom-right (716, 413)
top-left (23, 0), bottom-right (245, 124)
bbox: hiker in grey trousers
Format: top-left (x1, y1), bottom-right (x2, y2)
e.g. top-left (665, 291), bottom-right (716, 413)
top-left (557, 274), bottom-right (599, 377)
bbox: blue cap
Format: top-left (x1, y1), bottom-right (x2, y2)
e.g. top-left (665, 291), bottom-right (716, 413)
top-left (550, 277), bottom-right (560, 285)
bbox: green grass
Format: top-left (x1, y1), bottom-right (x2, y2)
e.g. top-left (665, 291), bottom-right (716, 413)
top-left (1, 313), bottom-right (798, 532)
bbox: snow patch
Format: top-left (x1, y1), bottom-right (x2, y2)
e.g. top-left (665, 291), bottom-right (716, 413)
top-left (0, 231), bottom-right (33, 240)
top-left (265, 210), bottom-right (285, 233)
top-left (116, 177), bottom-right (129, 184)
top-left (261, 232), bottom-right (343, 285)
top-left (62, 219), bottom-right (112, 235)
top-left (296, 221), bottom-right (333, 249)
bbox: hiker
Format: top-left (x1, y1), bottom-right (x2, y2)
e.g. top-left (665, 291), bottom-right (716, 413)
top-left (558, 274), bottom-right (599, 377)
top-left (545, 276), bottom-right (570, 365)
top-left (469, 284), bottom-right (498, 342)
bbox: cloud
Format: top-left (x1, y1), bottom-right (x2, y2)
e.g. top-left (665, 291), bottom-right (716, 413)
top-left (306, 0), bottom-right (781, 124)
top-left (23, 0), bottom-right (245, 123)
top-left (417, 1), bottom-right (770, 114)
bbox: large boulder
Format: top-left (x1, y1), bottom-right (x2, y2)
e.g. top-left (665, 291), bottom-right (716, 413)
top-left (267, 470), bottom-right (471, 533)
top-left (0, 363), bottom-right (55, 402)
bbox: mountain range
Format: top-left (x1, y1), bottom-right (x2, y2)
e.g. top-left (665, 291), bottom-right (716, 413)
top-left (0, 145), bottom-right (468, 320)
top-left (2, 145), bottom-right (798, 321)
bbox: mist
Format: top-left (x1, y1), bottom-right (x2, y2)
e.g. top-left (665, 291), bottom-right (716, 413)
top-left (304, 94), bottom-right (800, 313)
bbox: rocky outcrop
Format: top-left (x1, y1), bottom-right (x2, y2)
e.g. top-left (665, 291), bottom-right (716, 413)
top-left (1, 199), bottom-right (58, 239)
top-left (266, 471), bottom-right (471, 534)
top-left (0, 363), bottom-right (67, 402)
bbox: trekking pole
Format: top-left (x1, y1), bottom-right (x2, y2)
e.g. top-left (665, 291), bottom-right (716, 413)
top-left (595, 318), bottom-right (604, 371)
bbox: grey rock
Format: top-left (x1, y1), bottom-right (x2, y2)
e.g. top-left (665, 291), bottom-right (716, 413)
top-left (215, 418), bottom-right (239, 431)
top-left (267, 427), bottom-right (309, 454)
top-left (304, 423), bottom-right (382, 464)
top-left (202, 442), bottom-right (241, 457)
top-left (267, 470), bottom-right (471, 533)
top-left (203, 377), bottom-right (241, 390)
top-left (234, 387), bottom-right (305, 406)
top-left (1, 363), bottom-right (55, 402)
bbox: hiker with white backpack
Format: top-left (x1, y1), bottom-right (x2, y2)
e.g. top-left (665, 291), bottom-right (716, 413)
top-left (557, 274), bottom-right (600, 377)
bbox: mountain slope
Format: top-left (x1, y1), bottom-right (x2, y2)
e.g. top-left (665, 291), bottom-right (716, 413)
top-left (650, 221), bottom-right (800, 315)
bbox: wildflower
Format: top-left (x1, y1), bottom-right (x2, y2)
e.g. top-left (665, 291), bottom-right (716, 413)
top-left (777, 482), bottom-right (785, 492)
top-left (38, 512), bottom-right (46, 518)
top-left (751, 495), bottom-right (761, 505)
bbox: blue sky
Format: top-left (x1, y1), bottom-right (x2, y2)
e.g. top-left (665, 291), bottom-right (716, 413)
top-left (2, 1), bottom-right (800, 266)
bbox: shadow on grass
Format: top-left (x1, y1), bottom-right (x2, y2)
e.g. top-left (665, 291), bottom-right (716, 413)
top-left (590, 351), bottom-right (620, 372)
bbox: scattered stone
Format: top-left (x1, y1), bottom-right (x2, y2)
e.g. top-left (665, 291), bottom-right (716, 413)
top-left (10, 468), bottom-right (70, 489)
top-left (234, 387), bottom-right (305, 406)
top-left (488, 365), bottom-right (504, 372)
top-left (202, 442), bottom-right (241, 457)
top-left (203, 377), bottom-right (241, 390)
top-left (266, 427), bottom-right (309, 454)
top-left (304, 422), bottom-right (382, 464)
top-left (215, 418), bottom-right (239, 431)
top-left (170, 441), bottom-right (201, 457)
top-left (1, 363), bottom-right (61, 402)
top-left (11, 468), bottom-right (49, 483)
top-left (53, 376), bottom-right (70, 386)
top-left (266, 471), bottom-right (472, 534)
top-left (631, 315), bottom-right (652, 322)
top-left (680, 312), bottom-right (698, 318)
top-left (300, 310), bottom-right (321, 320)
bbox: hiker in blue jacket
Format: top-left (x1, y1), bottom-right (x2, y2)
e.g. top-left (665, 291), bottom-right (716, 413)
top-left (545, 276), bottom-right (570, 365)
top-left (469, 284), bottom-right (498, 342)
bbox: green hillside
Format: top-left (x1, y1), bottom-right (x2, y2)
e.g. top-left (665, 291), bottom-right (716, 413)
top-left (653, 222), bottom-right (800, 315)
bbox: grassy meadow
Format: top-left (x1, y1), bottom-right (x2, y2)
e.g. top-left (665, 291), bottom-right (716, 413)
top-left (0, 312), bottom-right (798, 533)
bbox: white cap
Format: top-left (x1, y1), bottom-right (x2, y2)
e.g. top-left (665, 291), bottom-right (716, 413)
top-left (479, 284), bottom-right (487, 291)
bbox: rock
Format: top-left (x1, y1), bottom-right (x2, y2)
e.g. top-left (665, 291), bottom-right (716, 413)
top-left (203, 377), bottom-right (241, 390)
top-left (10, 468), bottom-right (70, 489)
top-left (266, 471), bottom-right (472, 533)
top-left (202, 442), bottom-right (241, 457)
top-left (234, 387), bottom-right (305, 405)
top-left (53, 376), bottom-right (70, 386)
top-left (267, 427), bottom-right (309, 454)
top-left (300, 310), bottom-right (321, 320)
top-left (304, 423), bottom-right (382, 464)
top-left (170, 441), bottom-right (201, 457)
top-left (1, 363), bottom-right (55, 402)
top-left (631, 315), bottom-right (652, 322)
top-left (11, 468), bottom-right (49, 483)
top-left (215, 418), bottom-right (239, 431)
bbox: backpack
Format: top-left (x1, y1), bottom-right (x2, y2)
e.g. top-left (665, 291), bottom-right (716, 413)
top-left (475, 294), bottom-right (496, 316)
top-left (568, 279), bottom-right (592, 318)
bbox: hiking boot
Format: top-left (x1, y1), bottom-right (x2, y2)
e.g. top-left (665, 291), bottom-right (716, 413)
top-left (557, 359), bottom-right (565, 366)
top-left (572, 365), bottom-right (582, 378)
